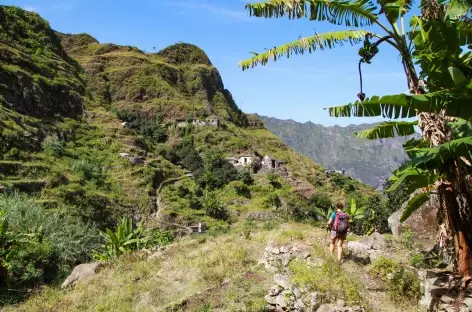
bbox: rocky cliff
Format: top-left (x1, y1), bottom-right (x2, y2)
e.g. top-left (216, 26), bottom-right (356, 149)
top-left (259, 116), bottom-right (417, 190)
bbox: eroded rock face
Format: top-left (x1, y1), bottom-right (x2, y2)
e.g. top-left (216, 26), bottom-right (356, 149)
top-left (61, 262), bottom-right (102, 288)
top-left (388, 191), bottom-right (439, 250)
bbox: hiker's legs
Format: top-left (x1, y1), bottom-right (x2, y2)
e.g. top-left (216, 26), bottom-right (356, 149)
top-left (337, 237), bottom-right (344, 263)
top-left (330, 237), bottom-right (336, 256)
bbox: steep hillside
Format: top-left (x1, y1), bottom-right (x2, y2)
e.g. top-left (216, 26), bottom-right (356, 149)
top-left (0, 5), bottom-right (376, 234)
top-left (259, 116), bottom-right (415, 190)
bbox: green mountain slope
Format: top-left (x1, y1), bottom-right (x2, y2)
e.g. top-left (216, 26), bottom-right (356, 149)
top-left (0, 5), bottom-right (376, 233)
top-left (259, 116), bottom-right (415, 190)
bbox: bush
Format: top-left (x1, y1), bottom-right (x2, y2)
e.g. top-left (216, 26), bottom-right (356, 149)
top-left (199, 191), bottom-right (228, 220)
top-left (290, 251), bottom-right (363, 305)
top-left (42, 136), bottom-right (65, 157)
top-left (229, 180), bottom-right (250, 197)
top-left (401, 226), bottom-right (414, 249)
top-left (309, 194), bottom-right (333, 213)
top-left (369, 256), bottom-right (421, 304)
top-left (95, 217), bottom-right (173, 260)
top-left (388, 267), bottom-right (421, 303)
top-left (409, 253), bottom-right (425, 268)
top-left (369, 257), bottom-right (400, 281)
top-left (0, 193), bottom-right (100, 296)
top-left (237, 170), bottom-right (254, 185)
top-left (72, 158), bottom-right (104, 183)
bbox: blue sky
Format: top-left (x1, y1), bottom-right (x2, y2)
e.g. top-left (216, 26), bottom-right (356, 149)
top-left (5, 0), bottom-right (411, 126)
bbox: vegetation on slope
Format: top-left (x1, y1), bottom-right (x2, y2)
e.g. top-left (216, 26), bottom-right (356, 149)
top-left (0, 5), bottom-right (382, 304)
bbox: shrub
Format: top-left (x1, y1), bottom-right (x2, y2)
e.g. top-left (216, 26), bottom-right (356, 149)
top-left (369, 257), bottom-right (400, 281)
top-left (95, 217), bottom-right (173, 260)
top-left (263, 220), bottom-right (278, 231)
top-left (72, 158), bottom-right (104, 183)
top-left (290, 257), bottom-right (363, 305)
top-left (237, 170), bottom-right (254, 185)
top-left (229, 180), bottom-right (250, 197)
top-left (42, 136), bottom-right (65, 157)
top-left (199, 191), bottom-right (228, 220)
top-left (0, 193), bottom-right (100, 296)
top-left (409, 253), bottom-right (425, 268)
top-left (309, 194), bottom-right (333, 212)
top-left (388, 267), bottom-right (421, 303)
top-left (401, 226), bottom-right (414, 249)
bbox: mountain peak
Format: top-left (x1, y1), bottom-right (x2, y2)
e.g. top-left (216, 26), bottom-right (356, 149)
top-left (157, 42), bottom-right (212, 66)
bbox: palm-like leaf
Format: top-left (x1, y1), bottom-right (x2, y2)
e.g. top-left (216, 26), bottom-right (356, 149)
top-left (378, 0), bottom-right (413, 24)
top-left (387, 168), bottom-right (440, 194)
top-left (400, 192), bottom-right (430, 222)
top-left (240, 30), bottom-right (369, 70)
top-left (327, 91), bottom-right (472, 120)
top-left (245, 0), bottom-right (378, 26)
top-left (408, 136), bottom-right (472, 170)
top-left (354, 120), bottom-right (418, 139)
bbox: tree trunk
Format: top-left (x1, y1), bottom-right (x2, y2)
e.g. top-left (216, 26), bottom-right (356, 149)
top-left (442, 181), bottom-right (472, 278)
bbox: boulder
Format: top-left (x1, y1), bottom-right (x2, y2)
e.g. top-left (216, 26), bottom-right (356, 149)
top-left (61, 262), bottom-right (102, 288)
top-left (345, 233), bottom-right (386, 264)
top-left (268, 285), bottom-right (283, 296)
top-left (388, 191), bottom-right (439, 250)
top-left (274, 273), bottom-right (291, 289)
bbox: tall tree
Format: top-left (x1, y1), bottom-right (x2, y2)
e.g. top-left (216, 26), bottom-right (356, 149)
top-left (240, 0), bottom-right (472, 281)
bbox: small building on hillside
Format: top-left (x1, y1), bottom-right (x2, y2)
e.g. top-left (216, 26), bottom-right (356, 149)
top-left (324, 169), bottom-right (346, 176)
top-left (175, 117), bottom-right (220, 128)
top-left (261, 155), bottom-right (286, 171)
top-left (226, 155), bottom-right (254, 168)
top-left (225, 157), bottom-right (239, 165)
top-left (238, 156), bottom-right (253, 166)
top-left (206, 117), bottom-right (220, 127)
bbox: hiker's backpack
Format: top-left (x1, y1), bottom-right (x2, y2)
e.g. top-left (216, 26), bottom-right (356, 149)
top-left (333, 212), bottom-right (348, 233)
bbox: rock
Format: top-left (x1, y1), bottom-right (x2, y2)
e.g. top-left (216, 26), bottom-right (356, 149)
top-left (463, 297), bottom-right (472, 310)
top-left (336, 299), bottom-right (346, 307)
top-left (147, 251), bottom-right (163, 261)
top-left (119, 152), bottom-right (130, 158)
top-left (269, 285), bottom-right (283, 296)
top-left (293, 287), bottom-right (301, 299)
top-left (295, 299), bottom-right (307, 310)
top-left (388, 190), bottom-right (439, 250)
top-left (350, 306), bottom-right (363, 312)
top-left (266, 294), bottom-right (279, 305)
top-left (274, 274), bottom-right (291, 289)
top-left (345, 241), bottom-right (372, 265)
top-left (280, 245), bottom-right (290, 253)
top-left (316, 304), bottom-right (335, 312)
top-left (308, 292), bottom-right (321, 310)
top-left (281, 253), bottom-right (292, 267)
top-left (274, 294), bottom-right (288, 308)
top-left (440, 295), bottom-right (455, 304)
top-left (61, 262), bottom-right (102, 288)
top-left (266, 245), bottom-right (281, 255)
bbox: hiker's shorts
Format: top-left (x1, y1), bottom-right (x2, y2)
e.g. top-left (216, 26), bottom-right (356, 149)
top-left (330, 230), bottom-right (347, 240)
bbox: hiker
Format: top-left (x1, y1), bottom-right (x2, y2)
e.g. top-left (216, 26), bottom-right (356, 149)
top-left (327, 202), bottom-right (349, 263)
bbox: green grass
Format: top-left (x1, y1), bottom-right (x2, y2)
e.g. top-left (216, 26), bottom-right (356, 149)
top-left (289, 243), bottom-right (365, 306)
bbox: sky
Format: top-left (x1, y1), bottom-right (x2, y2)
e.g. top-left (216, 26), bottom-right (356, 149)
top-left (4, 0), bottom-right (412, 126)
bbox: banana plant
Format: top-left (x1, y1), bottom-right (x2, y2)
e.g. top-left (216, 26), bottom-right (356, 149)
top-left (241, 0), bottom-right (472, 277)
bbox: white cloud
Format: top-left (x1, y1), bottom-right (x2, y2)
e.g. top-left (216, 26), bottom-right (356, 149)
top-left (167, 0), bottom-right (249, 20)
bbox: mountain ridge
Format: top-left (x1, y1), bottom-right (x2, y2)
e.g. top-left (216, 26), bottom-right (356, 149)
top-left (259, 115), bottom-right (416, 190)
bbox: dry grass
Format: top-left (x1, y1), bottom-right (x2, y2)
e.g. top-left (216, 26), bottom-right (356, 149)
top-left (4, 223), bottom-right (422, 312)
